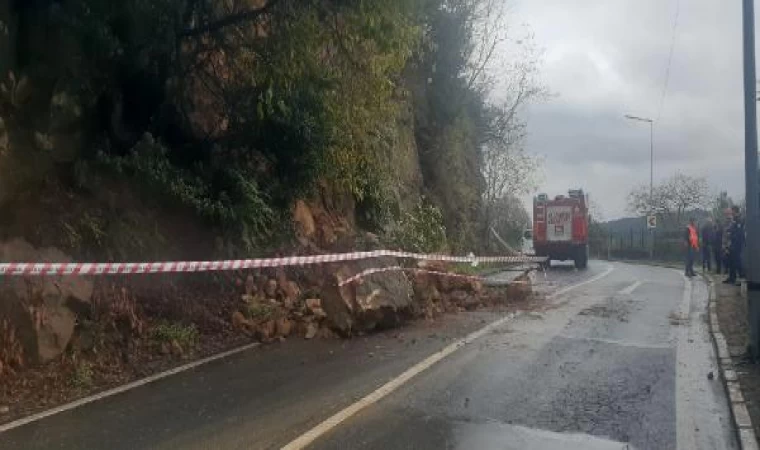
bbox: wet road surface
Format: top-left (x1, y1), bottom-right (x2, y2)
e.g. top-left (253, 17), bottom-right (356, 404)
top-left (0, 262), bottom-right (737, 449)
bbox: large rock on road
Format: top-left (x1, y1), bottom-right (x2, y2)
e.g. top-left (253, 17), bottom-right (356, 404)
top-left (320, 257), bottom-right (413, 335)
top-left (0, 239), bottom-right (93, 366)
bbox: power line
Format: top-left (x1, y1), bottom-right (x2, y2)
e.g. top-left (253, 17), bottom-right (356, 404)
top-left (656, 0), bottom-right (681, 122)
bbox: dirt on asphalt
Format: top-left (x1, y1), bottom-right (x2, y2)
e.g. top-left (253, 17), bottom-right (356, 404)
top-left (0, 275), bottom-right (542, 427)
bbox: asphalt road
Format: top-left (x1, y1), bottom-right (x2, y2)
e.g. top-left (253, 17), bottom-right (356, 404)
top-left (0, 262), bottom-right (737, 450)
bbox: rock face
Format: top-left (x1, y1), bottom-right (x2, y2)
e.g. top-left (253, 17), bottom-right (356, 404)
top-left (320, 258), bottom-right (413, 335)
top-left (0, 239), bottom-right (93, 365)
top-left (292, 200), bottom-right (317, 244)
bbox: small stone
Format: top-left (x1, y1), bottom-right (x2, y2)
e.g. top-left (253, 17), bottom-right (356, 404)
top-left (305, 323), bottom-right (318, 340)
top-left (265, 279), bottom-right (278, 298)
top-left (245, 275), bottom-right (256, 295)
top-left (275, 317), bottom-right (293, 337)
top-left (305, 298), bottom-right (327, 318)
top-left (170, 339), bottom-right (184, 357)
top-left (256, 320), bottom-right (276, 341)
top-left (232, 311), bottom-right (249, 330)
top-left (0, 405), bottom-right (9, 414)
top-left (707, 371), bottom-right (714, 380)
top-left (282, 281), bottom-right (301, 302)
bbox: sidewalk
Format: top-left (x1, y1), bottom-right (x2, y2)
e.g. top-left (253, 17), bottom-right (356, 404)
top-left (713, 277), bottom-right (760, 448)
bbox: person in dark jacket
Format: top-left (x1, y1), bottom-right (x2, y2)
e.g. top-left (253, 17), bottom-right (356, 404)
top-left (712, 219), bottom-right (724, 274)
top-left (700, 218), bottom-right (713, 271)
top-left (724, 206), bottom-right (745, 285)
top-left (722, 208), bottom-right (733, 274)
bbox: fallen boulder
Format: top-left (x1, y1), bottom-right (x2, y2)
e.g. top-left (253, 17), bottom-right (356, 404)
top-left (0, 239), bottom-right (93, 365)
top-left (320, 257), bottom-right (413, 335)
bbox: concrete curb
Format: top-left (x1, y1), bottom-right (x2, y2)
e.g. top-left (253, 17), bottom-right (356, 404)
top-left (706, 274), bottom-right (760, 450)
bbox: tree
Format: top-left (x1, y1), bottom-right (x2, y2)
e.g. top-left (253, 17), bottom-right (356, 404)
top-left (479, 33), bottom-right (546, 246)
top-left (627, 172), bottom-right (710, 228)
top-left (711, 191), bottom-right (734, 219)
top-left (485, 194), bottom-right (530, 252)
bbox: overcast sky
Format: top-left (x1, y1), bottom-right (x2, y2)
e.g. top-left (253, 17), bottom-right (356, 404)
top-left (510, 0), bottom-right (749, 220)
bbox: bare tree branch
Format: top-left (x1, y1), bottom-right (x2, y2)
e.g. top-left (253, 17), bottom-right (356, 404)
top-left (181, 0), bottom-right (280, 38)
top-left (627, 172), bottom-right (709, 227)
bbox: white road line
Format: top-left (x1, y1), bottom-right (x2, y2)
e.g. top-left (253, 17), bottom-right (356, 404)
top-left (618, 280), bottom-right (642, 295)
top-left (676, 274), bottom-right (696, 450)
top-left (282, 265), bottom-right (615, 450)
top-left (0, 267), bottom-right (615, 440)
top-left (0, 342), bottom-right (261, 434)
top-left (548, 265), bottom-right (615, 300)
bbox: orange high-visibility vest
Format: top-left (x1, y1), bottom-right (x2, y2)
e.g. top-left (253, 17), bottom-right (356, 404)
top-left (688, 224), bottom-right (699, 249)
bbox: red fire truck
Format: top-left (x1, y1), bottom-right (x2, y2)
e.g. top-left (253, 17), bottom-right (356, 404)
top-left (533, 189), bottom-right (589, 269)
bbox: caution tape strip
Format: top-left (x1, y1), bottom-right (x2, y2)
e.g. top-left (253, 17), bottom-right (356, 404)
top-left (338, 266), bottom-right (535, 287)
top-left (338, 267), bottom-right (502, 287)
top-left (0, 251), bottom-right (546, 277)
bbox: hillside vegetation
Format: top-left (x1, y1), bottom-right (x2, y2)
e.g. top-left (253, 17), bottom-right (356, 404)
top-left (0, 1), bottom-right (547, 415)
top-left (0, 0), bottom-right (542, 259)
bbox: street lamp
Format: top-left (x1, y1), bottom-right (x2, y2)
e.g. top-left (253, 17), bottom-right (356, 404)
top-left (625, 114), bottom-right (655, 260)
top-left (624, 114), bottom-right (654, 203)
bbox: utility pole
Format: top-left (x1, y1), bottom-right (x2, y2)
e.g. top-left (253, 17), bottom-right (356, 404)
top-left (742, 0), bottom-right (760, 360)
top-left (649, 120), bottom-right (654, 202)
top-left (625, 114), bottom-right (655, 260)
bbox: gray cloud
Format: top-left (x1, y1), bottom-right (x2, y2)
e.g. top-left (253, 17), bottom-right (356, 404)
top-left (510, 0), bottom-right (748, 218)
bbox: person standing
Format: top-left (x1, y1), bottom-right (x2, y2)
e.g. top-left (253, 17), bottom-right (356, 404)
top-left (722, 208), bottom-right (733, 273)
top-left (684, 218), bottom-right (699, 277)
top-left (713, 217), bottom-right (724, 274)
top-left (724, 206), bottom-right (745, 285)
top-left (701, 217), bottom-right (713, 271)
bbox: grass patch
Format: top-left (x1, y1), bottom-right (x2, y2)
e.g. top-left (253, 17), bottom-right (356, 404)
top-left (151, 323), bottom-right (199, 347)
top-left (246, 303), bottom-right (277, 321)
top-left (69, 362), bottom-right (93, 389)
top-left (450, 263), bottom-right (511, 276)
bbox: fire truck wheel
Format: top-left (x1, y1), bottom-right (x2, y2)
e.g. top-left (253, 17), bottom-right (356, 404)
top-left (574, 246), bottom-right (589, 269)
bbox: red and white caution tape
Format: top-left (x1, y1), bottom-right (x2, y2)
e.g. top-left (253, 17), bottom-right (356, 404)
top-left (338, 266), bottom-right (406, 286)
top-left (337, 266), bottom-right (536, 287)
top-left (0, 250), bottom-right (546, 277)
top-left (338, 267), bottom-right (485, 287)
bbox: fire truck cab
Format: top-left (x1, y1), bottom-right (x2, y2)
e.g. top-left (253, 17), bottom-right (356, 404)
top-left (533, 189), bottom-right (589, 269)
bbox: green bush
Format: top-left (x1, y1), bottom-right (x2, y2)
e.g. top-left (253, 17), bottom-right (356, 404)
top-left (151, 323), bottom-right (199, 346)
top-left (385, 200), bottom-right (448, 253)
top-left (98, 136), bottom-right (274, 251)
top-left (70, 362), bottom-right (94, 389)
top-left (246, 303), bottom-right (277, 321)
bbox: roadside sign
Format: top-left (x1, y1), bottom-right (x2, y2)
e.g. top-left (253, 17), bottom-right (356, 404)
top-left (647, 215), bottom-right (657, 229)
